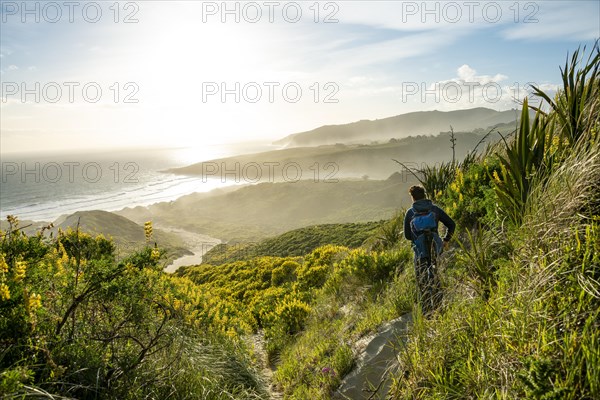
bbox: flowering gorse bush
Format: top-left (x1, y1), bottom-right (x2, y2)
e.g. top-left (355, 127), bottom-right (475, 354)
top-left (0, 216), bottom-right (263, 399)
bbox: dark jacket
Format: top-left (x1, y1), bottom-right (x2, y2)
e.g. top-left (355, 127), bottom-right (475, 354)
top-left (403, 199), bottom-right (456, 242)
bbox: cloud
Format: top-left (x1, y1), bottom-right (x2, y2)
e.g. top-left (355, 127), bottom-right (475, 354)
top-left (406, 65), bottom-right (562, 111)
top-left (441, 64), bottom-right (508, 86)
top-left (322, 28), bottom-right (468, 75)
top-left (501, 1), bottom-right (599, 41)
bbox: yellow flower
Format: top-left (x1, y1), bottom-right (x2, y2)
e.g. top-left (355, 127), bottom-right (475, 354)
top-left (0, 254), bottom-right (8, 274)
top-left (144, 221), bottom-right (153, 242)
top-left (26, 292), bottom-right (42, 314)
top-left (493, 170), bottom-right (501, 183)
top-left (450, 182), bottom-right (459, 192)
top-left (550, 134), bottom-right (561, 152)
top-left (456, 169), bottom-right (464, 185)
top-left (151, 247), bottom-right (160, 261)
top-left (125, 262), bottom-right (136, 274)
top-left (14, 261), bottom-right (27, 281)
top-left (58, 242), bottom-right (69, 265)
top-left (459, 193), bottom-right (464, 202)
top-left (173, 298), bottom-right (182, 311)
top-left (7, 215), bottom-right (19, 229)
top-left (0, 283), bottom-right (10, 301)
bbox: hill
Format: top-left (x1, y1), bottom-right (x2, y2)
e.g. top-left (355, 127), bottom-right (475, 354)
top-left (273, 107), bottom-right (519, 147)
top-left (201, 221), bottom-right (384, 265)
top-left (52, 210), bottom-right (191, 260)
top-left (117, 177), bottom-right (414, 242)
top-left (172, 127), bottom-right (512, 180)
top-left (3, 47), bottom-right (597, 400)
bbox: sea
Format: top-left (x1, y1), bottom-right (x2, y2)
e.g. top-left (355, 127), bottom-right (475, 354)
top-left (0, 143), bottom-right (274, 223)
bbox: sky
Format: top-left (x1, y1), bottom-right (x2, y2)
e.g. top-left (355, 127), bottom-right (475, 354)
top-left (0, 0), bottom-right (599, 154)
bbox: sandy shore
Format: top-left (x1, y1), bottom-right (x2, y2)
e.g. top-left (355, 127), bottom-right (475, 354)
top-left (160, 227), bottom-right (222, 273)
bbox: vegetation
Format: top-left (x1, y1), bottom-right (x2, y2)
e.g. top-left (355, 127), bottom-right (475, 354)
top-left (118, 179), bottom-right (411, 242)
top-left (201, 221), bottom-right (384, 264)
top-left (388, 43), bottom-right (600, 399)
top-left (179, 245), bottom-right (351, 360)
top-left (0, 219), bottom-right (266, 399)
top-left (2, 45), bottom-right (598, 399)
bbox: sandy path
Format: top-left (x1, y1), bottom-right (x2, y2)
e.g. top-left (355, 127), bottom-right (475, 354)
top-left (247, 332), bottom-right (284, 400)
top-left (159, 226), bottom-right (222, 273)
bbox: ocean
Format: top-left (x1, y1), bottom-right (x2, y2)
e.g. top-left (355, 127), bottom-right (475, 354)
top-left (0, 143), bottom-right (273, 222)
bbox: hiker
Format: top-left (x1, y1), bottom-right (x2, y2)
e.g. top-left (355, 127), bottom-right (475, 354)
top-left (403, 185), bottom-right (455, 313)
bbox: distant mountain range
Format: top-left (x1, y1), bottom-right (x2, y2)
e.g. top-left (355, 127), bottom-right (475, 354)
top-left (274, 107), bottom-right (520, 147)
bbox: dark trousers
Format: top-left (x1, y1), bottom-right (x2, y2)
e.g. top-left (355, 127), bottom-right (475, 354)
top-left (414, 256), bottom-right (442, 314)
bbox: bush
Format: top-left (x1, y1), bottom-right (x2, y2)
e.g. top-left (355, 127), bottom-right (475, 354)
top-left (0, 219), bottom-right (265, 399)
top-left (340, 248), bottom-right (410, 283)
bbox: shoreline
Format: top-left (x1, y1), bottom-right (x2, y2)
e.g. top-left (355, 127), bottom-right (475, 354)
top-left (160, 226), bottom-right (222, 273)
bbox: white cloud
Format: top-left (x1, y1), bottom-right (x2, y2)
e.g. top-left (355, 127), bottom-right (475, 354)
top-left (407, 65), bottom-right (562, 111)
top-left (436, 64), bottom-right (508, 87)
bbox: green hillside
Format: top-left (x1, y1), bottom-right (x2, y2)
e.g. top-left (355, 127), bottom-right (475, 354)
top-left (118, 177), bottom-right (415, 242)
top-left (53, 210), bottom-right (191, 261)
top-left (201, 221), bottom-right (384, 265)
top-left (269, 47), bottom-right (600, 399)
top-left (1, 47), bottom-right (598, 400)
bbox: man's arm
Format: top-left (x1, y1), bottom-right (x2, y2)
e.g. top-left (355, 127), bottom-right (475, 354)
top-left (403, 209), bottom-right (413, 241)
top-left (436, 207), bottom-right (456, 242)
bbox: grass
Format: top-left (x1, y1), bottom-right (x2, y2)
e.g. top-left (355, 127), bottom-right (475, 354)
top-left (273, 245), bottom-right (415, 399)
top-left (3, 46), bottom-right (598, 400)
top-left (271, 45), bottom-right (600, 399)
top-left (386, 48), bottom-right (600, 398)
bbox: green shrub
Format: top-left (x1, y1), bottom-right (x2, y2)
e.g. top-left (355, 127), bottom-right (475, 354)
top-left (341, 248), bottom-right (409, 283)
top-left (0, 219), bottom-right (265, 399)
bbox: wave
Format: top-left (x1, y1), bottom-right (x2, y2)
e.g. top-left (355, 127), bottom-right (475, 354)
top-left (0, 175), bottom-right (237, 222)
top-left (0, 145), bottom-right (273, 222)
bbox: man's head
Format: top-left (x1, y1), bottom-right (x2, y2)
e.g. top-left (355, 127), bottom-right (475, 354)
top-left (409, 185), bottom-right (426, 201)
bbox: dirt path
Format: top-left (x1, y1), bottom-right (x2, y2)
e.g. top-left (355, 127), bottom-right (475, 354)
top-left (334, 313), bottom-right (413, 400)
top-left (247, 331), bottom-right (284, 400)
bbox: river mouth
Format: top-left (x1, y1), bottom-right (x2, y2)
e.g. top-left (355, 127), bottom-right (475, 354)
top-left (160, 227), bottom-right (222, 273)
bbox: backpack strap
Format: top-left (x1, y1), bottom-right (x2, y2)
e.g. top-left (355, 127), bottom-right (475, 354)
top-left (411, 206), bottom-right (438, 220)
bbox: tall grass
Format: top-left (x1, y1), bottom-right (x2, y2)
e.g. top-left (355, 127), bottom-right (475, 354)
top-left (388, 47), bottom-right (600, 399)
top-left (394, 127), bottom-right (496, 202)
top-left (493, 44), bottom-right (600, 226)
top-left (530, 42), bottom-right (600, 148)
top-left (390, 140), bottom-right (600, 399)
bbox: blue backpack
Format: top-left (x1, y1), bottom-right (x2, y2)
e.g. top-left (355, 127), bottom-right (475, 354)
top-left (410, 208), bottom-right (443, 260)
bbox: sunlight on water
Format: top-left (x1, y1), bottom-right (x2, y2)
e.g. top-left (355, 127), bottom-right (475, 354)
top-left (0, 143), bottom-right (274, 222)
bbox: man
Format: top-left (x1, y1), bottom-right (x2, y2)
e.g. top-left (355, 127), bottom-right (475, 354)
top-left (403, 185), bottom-right (455, 313)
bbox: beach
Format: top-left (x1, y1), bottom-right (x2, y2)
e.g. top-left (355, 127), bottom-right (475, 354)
top-left (160, 226), bottom-right (222, 273)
